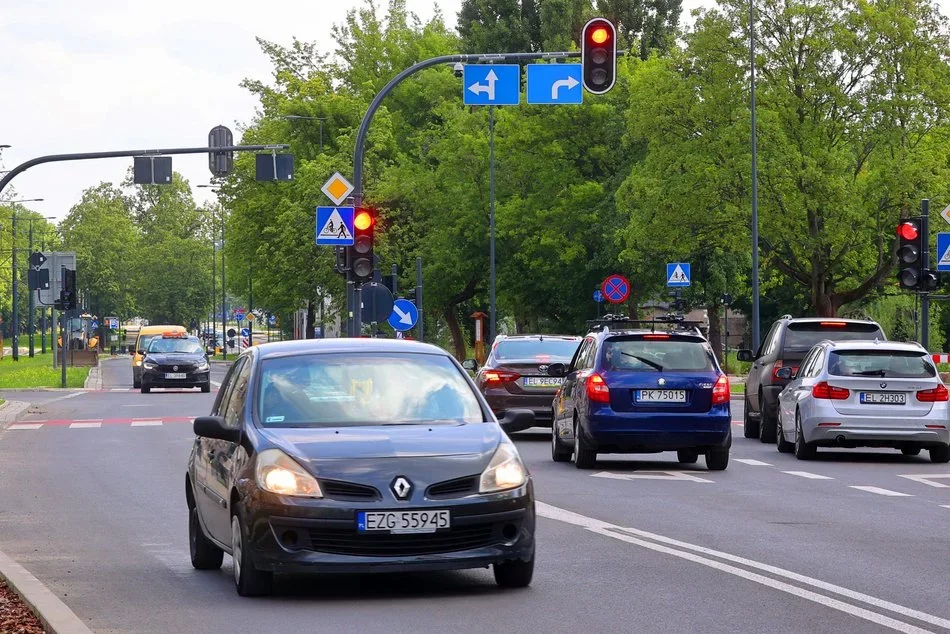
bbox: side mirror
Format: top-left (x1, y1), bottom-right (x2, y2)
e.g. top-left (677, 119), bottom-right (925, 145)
top-left (498, 408), bottom-right (536, 433)
top-left (137, 349), bottom-right (146, 356)
top-left (736, 349), bottom-right (754, 363)
top-left (193, 416), bottom-right (241, 443)
top-left (775, 367), bottom-right (794, 380)
top-left (462, 359), bottom-right (478, 371)
top-left (547, 362), bottom-right (567, 377)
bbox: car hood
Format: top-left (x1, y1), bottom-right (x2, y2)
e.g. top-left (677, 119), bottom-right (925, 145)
top-left (144, 352), bottom-right (206, 365)
top-left (258, 423), bottom-right (504, 483)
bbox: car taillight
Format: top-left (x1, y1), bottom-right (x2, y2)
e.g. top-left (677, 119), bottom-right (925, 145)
top-left (587, 373), bottom-right (610, 403)
top-left (482, 370), bottom-right (521, 387)
top-left (711, 374), bottom-right (730, 405)
top-left (916, 384), bottom-right (949, 402)
top-left (771, 360), bottom-right (799, 381)
top-left (819, 321), bottom-right (847, 328)
top-left (812, 381), bottom-right (850, 400)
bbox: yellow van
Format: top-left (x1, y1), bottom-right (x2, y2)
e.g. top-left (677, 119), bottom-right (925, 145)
top-left (132, 325), bottom-right (187, 388)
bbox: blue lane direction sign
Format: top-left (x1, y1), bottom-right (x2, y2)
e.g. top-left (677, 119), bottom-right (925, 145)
top-left (316, 206), bottom-right (355, 246)
top-left (235, 313), bottom-right (244, 322)
top-left (241, 328), bottom-right (250, 337)
top-left (667, 263), bottom-right (691, 287)
top-left (388, 298), bottom-right (419, 332)
top-left (463, 65), bottom-right (520, 106)
top-left (937, 233), bottom-right (950, 272)
top-left (526, 64), bottom-right (583, 105)
top-left (593, 289), bottom-right (604, 303)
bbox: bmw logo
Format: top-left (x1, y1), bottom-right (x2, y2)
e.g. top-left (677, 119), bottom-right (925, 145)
top-left (880, 382), bottom-right (887, 389)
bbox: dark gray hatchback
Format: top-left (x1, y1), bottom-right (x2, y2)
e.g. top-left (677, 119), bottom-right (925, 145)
top-left (186, 339), bottom-right (536, 596)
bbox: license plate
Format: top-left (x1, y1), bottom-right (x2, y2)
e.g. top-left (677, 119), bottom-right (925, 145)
top-left (636, 389), bottom-right (686, 403)
top-left (860, 392), bottom-right (906, 405)
top-left (165, 373), bottom-right (187, 380)
top-left (357, 510), bottom-right (450, 534)
top-left (523, 377), bottom-right (560, 388)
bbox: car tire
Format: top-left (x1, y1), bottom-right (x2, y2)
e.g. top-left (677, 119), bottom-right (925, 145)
top-left (551, 427), bottom-right (571, 462)
top-left (141, 386), bottom-right (150, 394)
top-left (706, 447), bottom-right (729, 471)
top-left (901, 447), bottom-right (921, 456)
top-left (929, 444), bottom-right (950, 464)
top-left (573, 419), bottom-right (596, 470)
top-left (758, 395), bottom-right (777, 444)
top-left (677, 449), bottom-right (699, 464)
top-left (201, 384), bottom-right (211, 393)
top-left (231, 506), bottom-right (273, 597)
top-left (743, 395), bottom-right (759, 439)
top-left (794, 412), bottom-right (816, 460)
top-left (776, 415), bottom-right (794, 454)
top-left (189, 505), bottom-right (223, 570)
top-left (493, 555), bottom-right (534, 588)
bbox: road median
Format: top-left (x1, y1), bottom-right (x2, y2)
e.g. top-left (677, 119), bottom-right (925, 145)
top-left (0, 549), bottom-right (92, 634)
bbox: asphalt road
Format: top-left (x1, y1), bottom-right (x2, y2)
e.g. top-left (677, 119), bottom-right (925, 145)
top-left (1, 362), bottom-right (949, 633)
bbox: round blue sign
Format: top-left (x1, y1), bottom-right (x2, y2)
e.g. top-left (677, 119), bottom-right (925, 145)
top-left (388, 299), bottom-right (419, 332)
top-left (593, 290), bottom-right (604, 303)
top-left (241, 328), bottom-right (250, 337)
top-left (235, 313), bottom-right (244, 322)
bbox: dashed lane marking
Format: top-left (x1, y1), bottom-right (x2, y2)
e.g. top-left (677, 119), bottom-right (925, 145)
top-left (69, 422), bottom-right (102, 429)
top-left (897, 474), bottom-right (950, 488)
top-left (130, 420), bottom-right (163, 427)
top-left (849, 486), bottom-right (913, 497)
top-left (7, 424), bottom-right (43, 430)
top-left (781, 471), bottom-right (834, 480)
top-left (592, 471), bottom-right (714, 483)
top-left (6, 416), bottom-right (199, 429)
top-left (734, 459), bottom-right (772, 466)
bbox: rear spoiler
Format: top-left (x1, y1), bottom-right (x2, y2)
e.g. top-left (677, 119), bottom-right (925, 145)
top-left (586, 314), bottom-right (705, 337)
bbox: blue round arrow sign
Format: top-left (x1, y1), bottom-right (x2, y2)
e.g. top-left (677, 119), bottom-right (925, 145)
top-left (388, 299), bottom-right (419, 332)
top-left (241, 328), bottom-right (250, 337)
top-left (593, 290), bottom-right (604, 303)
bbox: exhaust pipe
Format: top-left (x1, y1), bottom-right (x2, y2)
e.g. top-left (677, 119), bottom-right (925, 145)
top-left (836, 435), bottom-right (846, 444)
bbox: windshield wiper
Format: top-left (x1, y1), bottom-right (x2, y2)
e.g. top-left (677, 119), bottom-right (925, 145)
top-left (621, 352), bottom-right (663, 371)
top-left (854, 369), bottom-right (887, 377)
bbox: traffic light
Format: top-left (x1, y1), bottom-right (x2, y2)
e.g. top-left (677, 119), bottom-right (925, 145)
top-left (581, 18), bottom-right (617, 94)
top-left (348, 207), bottom-right (375, 284)
top-left (896, 219), bottom-right (938, 291)
top-left (58, 268), bottom-right (77, 310)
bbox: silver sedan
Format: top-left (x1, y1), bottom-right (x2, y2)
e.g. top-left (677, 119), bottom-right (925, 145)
top-left (776, 340), bottom-right (950, 463)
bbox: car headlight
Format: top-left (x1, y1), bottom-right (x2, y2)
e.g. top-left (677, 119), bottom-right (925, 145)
top-left (479, 442), bottom-right (527, 493)
top-left (195, 360), bottom-right (210, 371)
top-left (143, 359), bottom-right (157, 369)
top-left (134, 360), bottom-right (143, 367)
top-left (255, 449), bottom-right (323, 498)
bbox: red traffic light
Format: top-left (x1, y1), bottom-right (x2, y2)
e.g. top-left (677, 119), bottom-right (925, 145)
top-left (589, 27), bottom-right (610, 44)
top-left (354, 209), bottom-right (374, 231)
top-left (581, 18), bottom-right (617, 95)
top-left (898, 221), bottom-right (919, 241)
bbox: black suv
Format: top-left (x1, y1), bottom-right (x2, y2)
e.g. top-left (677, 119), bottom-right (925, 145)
top-left (737, 316), bottom-right (886, 442)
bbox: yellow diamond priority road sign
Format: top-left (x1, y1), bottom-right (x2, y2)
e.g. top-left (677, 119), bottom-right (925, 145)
top-left (322, 172), bottom-right (354, 206)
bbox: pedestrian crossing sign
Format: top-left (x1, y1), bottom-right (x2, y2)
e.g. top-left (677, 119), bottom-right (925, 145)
top-left (667, 263), bottom-right (691, 287)
top-left (316, 206), bottom-right (355, 246)
top-left (936, 233), bottom-right (950, 272)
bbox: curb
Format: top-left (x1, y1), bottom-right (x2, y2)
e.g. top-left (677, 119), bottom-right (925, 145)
top-left (82, 361), bottom-right (102, 390)
top-left (0, 549), bottom-right (93, 634)
top-left (0, 400), bottom-right (31, 426)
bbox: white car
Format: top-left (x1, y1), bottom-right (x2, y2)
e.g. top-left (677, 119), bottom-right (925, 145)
top-left (776, 340), bottom-right (950, 463)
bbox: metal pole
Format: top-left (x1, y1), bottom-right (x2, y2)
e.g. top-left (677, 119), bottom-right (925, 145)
top-left (724, 305), bottom-right (730, 374)
top-left (211, 221), bottom-right (216, 354)
top-left (60, 307), bottom-right (66, 388)
top-left (248, 271), bottom-right (253, 349)
top-left (354, 285), bottom-right (363, 337)
top-left (391, 264), bottom-right (398, 296)
top-left (221, 212), bottom-right (227, 361)
top-left (921, 201), bottom-right (930, 350)
top-left (489, 106), bottom-right (497, 346)
top-left (40, 235), bottom-right (46, 354)
top-left (11, 213), bottom-right (18, 361)
top-left (28, 218), bottom-right (34, 357)
top-left (416, 257), bottom-right (424, 343)
top-left (750, 0), bottom-right (761, 352)
top-left (346, 281), bottom-right (355, 337)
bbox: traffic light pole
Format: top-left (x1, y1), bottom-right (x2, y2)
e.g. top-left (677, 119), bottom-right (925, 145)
top-left (11, 213), bottom-right (17, 360)
top-left (28, 218), bottom-right (34, 357)
top-left (921, 200), bottom-right (930, 350)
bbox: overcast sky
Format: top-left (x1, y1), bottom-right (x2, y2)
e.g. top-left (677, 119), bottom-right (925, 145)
top-left (0, 0), bottom-right (877, 219)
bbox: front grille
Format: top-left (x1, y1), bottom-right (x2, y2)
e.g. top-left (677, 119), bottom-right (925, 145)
top-left (157, 364), bottom-right (196, 372)
top-left (321, 480), bottom-right (380, 501)
top-left (426, 476), bottom-right (479, 498)
top-left (307, 524), bottom-right (498, 557)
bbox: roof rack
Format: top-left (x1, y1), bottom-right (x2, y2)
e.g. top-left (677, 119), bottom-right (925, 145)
top-left (586, 313), bottom-right (705, 337)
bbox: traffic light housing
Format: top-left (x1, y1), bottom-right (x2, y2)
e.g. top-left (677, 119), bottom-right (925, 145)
top-left (581, 18), bottom-right (617, 94)
top-left (57, 268), bottom-right (77, 310)
top-left (348, 207), bottom-right (375, 284)
top-left (897, 219), bottom-right (937, 291)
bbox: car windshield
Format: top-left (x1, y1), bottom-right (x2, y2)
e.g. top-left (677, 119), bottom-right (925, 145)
top-left (493, 338), bottom-right (580, 362)
top-left (828, 350), bottom-right (936, 378)
top-left (257, 352), bottom-right (484, 427)
top-left (147, 338), bottom-right (203, 354)
top-left (784, 323), bottom-right (884, 352)
top-left (602, 337), bottom-right (715, 372)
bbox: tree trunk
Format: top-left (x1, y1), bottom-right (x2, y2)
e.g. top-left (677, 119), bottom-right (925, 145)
top-left (707, 304), bottom-right (723, 365)
top-left (305, 298), bottom-right (315, 339)
top-left (444, 307), bottom-right (465, 360)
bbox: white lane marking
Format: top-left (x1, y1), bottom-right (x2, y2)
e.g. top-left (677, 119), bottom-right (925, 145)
top-left (850, 486), bottom-right (913, 497)
top-left (69, 422), bottom-right (102, 429)
top-left (7, 424), bottom-right (43, 430)
top-left (130, 420), bottom-right (163, 427)
top-left (735, 459), bottom-right (772, 466)
top-left (897, 474), bottom-right (950, 488)
top-left (74, 419), bottom-right (102, 423)
top-left (111, 388), bottom-right (129, 392)
top-left (537, 502), bottom-right (948, 632)
top-left (941, 505), bottom-right (950, 509)
top-left (782, 471), bottom-right (834, 480)
top-left (592, 471), bottom-right (714, 483)
top-left (123, 404), bottom-right (152, 407)
top-left (43, 391), bottom-right (85, 403)
top-left (211, 380), bottom-right (222, 387)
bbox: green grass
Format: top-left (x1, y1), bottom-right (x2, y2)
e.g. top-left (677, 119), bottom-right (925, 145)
top-left (0, 353), bottom-right (90, 389)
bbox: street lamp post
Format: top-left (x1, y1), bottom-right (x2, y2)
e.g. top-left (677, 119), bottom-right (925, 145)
top-left (198, 184), bottom-right (226, 360)
top-left (2, 198), bottom-right (44, 361)
top-left (750, 0), bottom-right (761, 351)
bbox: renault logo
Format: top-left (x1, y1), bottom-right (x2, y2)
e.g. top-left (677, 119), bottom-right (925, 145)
top-left (390, 476), bottom-right (413, 500)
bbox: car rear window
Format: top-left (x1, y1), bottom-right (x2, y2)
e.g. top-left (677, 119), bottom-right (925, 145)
top-left (602, 336), bottom-right (715, 372)
top-left (784, 322), bottom-right (884, 352)
top-left (493, 338), bottom-right (581, 362)
top-left (829, 350), bottom-right (936, 378)
top-left (257, 352), bottom-right (484, 427)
